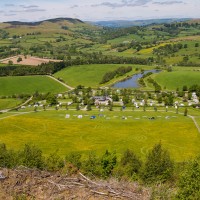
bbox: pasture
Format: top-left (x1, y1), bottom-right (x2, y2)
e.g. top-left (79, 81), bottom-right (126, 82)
top-left (153, 70), bottom-right (200, 90)
top-left (0, 108), bottom-right (200, 161)
top-left (0, 98), bottom-right (22, 110)
top-left (0, 76), bottom-right (67, 96)
top-left (54, 64), bottom-right (153, 87)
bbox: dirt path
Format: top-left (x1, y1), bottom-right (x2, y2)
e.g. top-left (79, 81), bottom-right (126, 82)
top-left (47, 75), bottom-right (74, 90)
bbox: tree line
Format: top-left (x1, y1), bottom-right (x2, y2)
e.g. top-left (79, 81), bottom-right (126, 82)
top-left (100, 66), bottom-right (132, 84)
top-left (0, 55), bottom-right (149, 77)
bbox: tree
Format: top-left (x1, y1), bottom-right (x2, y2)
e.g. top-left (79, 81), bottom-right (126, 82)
top-left (109, 103), bottom-right (113, 111)
top-left (43, 104), bottom-right (46, 111)
top-left (184, 107), bottom-right (188, 116)
top-left (119, 149), bottom-right (142, 179)
top-left (101, 150), bottom-right (117, 178)
top-left (82, 152), bottom-right (101, 176)
top-left (34, 106), bottom-right (37, 112)
top-left (76, 103), bottom-right (80, 111)
top-left (45, 152), bottom-right (64, 171)
top-left (46, 94), bottom-right (58, 105)
top-left (86, 103), bottom-right (92, 111)
top-left (176, 157), bottom-right (200, 199)
top-left (0, 143), bottom-right (17, 168)
top-left (182, 85), bottom-right (188, 91)
top-left (19, 144), bottom-right (44, 169)
top-left (66, 152), bottom-right (82, 170)
top-left (8, 60), bottom-right (13, 65)
top-left (17, 57), bottom-right (22, 63)
top-left (142, 143), bottom-right (174, 183)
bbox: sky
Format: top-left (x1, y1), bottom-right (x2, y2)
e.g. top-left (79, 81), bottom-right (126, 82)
top-left (0, 0), bottom-right (199, 22)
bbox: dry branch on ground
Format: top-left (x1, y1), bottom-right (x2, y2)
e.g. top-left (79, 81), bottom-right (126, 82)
top-left (0, 168), bottom-right (150, 200)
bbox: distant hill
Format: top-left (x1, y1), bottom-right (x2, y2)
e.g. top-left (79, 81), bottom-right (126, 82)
top-left (0, 17), bottom-right (97, 36)
top-left (4, 18), bottom-right (84, 26)
top-left (90, 18), bottom-right (192, 27)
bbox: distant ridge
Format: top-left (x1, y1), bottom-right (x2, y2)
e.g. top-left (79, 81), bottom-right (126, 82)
top-left (91, 18), bottom-right (192, 28)
top-left (4, 18), bottom-right (84, 26)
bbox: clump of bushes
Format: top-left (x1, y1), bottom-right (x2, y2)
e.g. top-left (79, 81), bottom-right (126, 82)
top-left (100, 66), bottom-right (132, 84)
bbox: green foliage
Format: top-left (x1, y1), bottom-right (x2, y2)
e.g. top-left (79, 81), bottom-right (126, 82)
top-left (117, 149), bottom-right (142, 179)
top-left (153, 43), bottom-right (183, 56)
top-left (0, 143), bottom-right (17, 168)
top-left (17, 57), bottom-right (22, 63)
top-left (76, 103), bottom-right (80, 111)
top-left (184, 108), bottom-right (188, 116)
top-left (100, 66), bottom-right (132, 84)
top-left (82, 151), bottom-right (101, 176)
top-left (45, 152), bottom-right (64, 171)
top-left (19, 144), bottom-right (44, 169)
top-left (46, 94), bottom-right (58, 105)
top-left (100, 150), bottom-right (117, 178)
top-left (86, 103), bottom-right (92, 111)
top-left (142, 143), bottom-right (174, 183)
top-left (176, 157), bottom-right (200, 199)
top-left (66, 152), bottom-right (82, 170)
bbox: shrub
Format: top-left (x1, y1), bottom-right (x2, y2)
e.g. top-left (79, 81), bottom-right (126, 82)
top-left (100, 150), bottom-right (117, 178)
top-left (176, 157), bottom-right (200, 199)
top-left (19, 144), bottom-right (44, 169)
top-left (45, 152), bottom-right (64, 171)
top-left (116, 149), bottom-right (142, 180)
top-left (82, 152), bottom-right (101, 176)
top-left (66, 152), bottom-right (82, 169)
top-left (142, 143), bottom-right (174, 183)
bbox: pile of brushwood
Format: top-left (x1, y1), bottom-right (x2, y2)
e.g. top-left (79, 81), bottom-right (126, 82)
top-left (0, 168), bottom-right (149, 199)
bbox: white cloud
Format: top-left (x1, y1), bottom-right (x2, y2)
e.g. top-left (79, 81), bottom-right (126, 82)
top-left (0, 0), bottom-right (199, 22)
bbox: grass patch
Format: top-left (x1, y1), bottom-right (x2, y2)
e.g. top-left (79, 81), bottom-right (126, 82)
top-left (153, 70), bottom-right (200, 90)
top-left (54, 64), bottom-right (152, 87)
top-left (0, 75), bottom-right (67, 96)
top-left (0, 99), bottom-right (22, 110)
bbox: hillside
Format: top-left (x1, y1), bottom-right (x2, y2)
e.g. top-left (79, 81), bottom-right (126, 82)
top-left (91, 18), bottom-right (191, 27)
top-left (0, 17), bottom-right (199, 66)
top-left (4, 17), bottom-right (84, 26)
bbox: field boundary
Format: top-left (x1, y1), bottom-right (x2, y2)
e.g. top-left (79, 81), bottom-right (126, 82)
top-left (0, 96), bottom-right (32, 113)
top-left (47, 75), bottom-right (74, 90)
top-left (188, 115), bottom-right (200, 134)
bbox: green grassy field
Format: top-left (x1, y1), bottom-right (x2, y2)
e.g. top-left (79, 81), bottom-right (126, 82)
top-left (153, 70), bottom-right (200, 90)
top-left (0, 76), bottom-right (67, 96)
top-left (0, 108), bottom-right (199, 161)
top-left (0, 99), bottom-right (22, 110)
top-left (54, 64), bottom-right (153, 87)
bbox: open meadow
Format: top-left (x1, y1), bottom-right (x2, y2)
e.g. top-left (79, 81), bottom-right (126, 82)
top-left (0, 75), bottom-right (67, 96)
top-left (54, 64), bottom-right (153, 87)
top-left (0, 108), bottom-right (200, 161)
top-left (153, 70), bottom-right (200, 90)
top-left (0, 98), bottom-right (22, 110)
